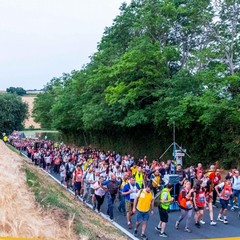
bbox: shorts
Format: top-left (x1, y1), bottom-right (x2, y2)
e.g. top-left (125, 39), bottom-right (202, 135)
top-left (136, 210), bottom-right (149, 222)
top-left (158, 207), bottom-right (168, 223)
top-left (74, 181), bottom-right (82, 191)
top-left (195, 206), bottom-right (204, 211)
top-left (220, 198), bottom-right (229, 210)
top-left (125, 200), bottom-right (134, 212)
top-left (90, 188), bottom-right (95, 195)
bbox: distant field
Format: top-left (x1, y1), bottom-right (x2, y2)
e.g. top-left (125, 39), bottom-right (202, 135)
top-left (21, 96), bottom-right (41, 129)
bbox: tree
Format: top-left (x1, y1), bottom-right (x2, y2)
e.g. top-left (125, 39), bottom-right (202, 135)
top-left (6, 87), bottom-right (26, 96)
top-left (0, 93), bottom-right (28, 134)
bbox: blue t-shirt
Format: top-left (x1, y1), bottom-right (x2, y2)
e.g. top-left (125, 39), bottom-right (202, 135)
top-left (123, 182), bottom-right (140, 202)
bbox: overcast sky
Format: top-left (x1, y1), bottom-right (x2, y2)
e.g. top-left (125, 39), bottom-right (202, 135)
top-left (0, 0), bottom-right (131, 91)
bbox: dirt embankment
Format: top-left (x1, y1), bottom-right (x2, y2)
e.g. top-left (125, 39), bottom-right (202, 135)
top-left (0, 140), bottom-right (77, 239)
top-left (22, 96), bottom-right (40, 129)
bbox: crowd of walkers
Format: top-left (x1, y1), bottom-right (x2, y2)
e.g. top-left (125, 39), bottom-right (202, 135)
top-left (7, 131), bottom-right (240, 239)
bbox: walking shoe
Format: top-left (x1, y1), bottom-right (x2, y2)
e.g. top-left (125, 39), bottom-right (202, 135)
top-left (217, 217), bottom-right (224, 222)
top-left (175, 221), bottom-right (179, 229)
top-left (159, 232), bottom-right (168, 238)
top-left (212, 204), bottom-right (217, 208)
top-left (200, 220), bottom-right (205, 224)
top-left (195, 222), bottom-right (201, 228)
top-left (223, 219), bottom-right (228, 224)
top-left (155, 226), bottom-right (161, 232)
top-left (140, 233), bottom-right (148, 240)
top-left (184, 227), bottom-right (192, 233)
top-left (127, 223), bottom-right (132, 229)
top-left (231, 207), bottom-right (235, 211)
top-left (210, 221), bottom-right (217, 226)
top-left (134, 229), bottom-right (138, 237)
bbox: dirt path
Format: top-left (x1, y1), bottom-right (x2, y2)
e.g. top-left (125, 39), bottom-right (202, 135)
top-left (0, 140), bottom-right (77, 239)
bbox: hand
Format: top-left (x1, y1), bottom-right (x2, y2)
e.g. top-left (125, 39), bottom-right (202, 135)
top-left (150, 209), bottom-right (154, 215)
top-left (132, 208), bottom-right (136, 214)
top-left (129, 189), bottom-right (133, 193)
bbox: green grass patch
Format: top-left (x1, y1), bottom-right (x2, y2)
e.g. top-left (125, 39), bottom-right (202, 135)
top-left (24, 167), bottom-right (93, 237)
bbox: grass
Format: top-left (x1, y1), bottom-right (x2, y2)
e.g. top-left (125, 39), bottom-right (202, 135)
top-left (24, 167), bottom-right (95, 237)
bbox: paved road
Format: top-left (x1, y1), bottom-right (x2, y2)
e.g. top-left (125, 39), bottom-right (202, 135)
top-left (21, 152), bottom-right (240, 240)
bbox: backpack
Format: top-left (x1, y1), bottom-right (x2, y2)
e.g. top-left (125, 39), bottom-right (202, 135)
top-left (154, 189), bottom-right (162, 207)
top-left (108, 180), bottom-right (119, 195)
top-left (178, 189), bottom-right (193, 210)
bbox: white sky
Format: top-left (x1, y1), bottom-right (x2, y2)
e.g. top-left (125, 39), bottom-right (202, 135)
top-left (0, 0), bottom-right (131, 91)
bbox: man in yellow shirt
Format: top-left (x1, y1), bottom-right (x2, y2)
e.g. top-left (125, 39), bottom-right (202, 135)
top-left (132, 184), bottom-right (154, 240)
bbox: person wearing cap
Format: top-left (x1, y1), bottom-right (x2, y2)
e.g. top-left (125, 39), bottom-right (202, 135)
top-left (215, 175), bottom-right (233, 224)
top-left (132, 183), bottom-right (154, 240)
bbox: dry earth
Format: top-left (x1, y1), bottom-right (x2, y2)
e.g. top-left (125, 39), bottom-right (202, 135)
top-left (0, 141), bottom-right (128, 240)
top-left (21, 96), bottom-right (40, 129)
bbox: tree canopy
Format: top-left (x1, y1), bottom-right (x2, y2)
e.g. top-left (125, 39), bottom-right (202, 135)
top-left (6, 87), bottom-right (27, 96)
top-left (33, 0), bottom-right (240, 167)
top-left (0, 93), bottom-right (28, 134)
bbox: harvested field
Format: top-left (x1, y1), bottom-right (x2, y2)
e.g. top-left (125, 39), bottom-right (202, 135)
top-left (21, 96), bottom-right (40, 129)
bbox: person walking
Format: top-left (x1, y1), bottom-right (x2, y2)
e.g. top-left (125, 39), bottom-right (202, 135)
top-left (155, 183), bottom-right (174, 238)
top-left (93, 176), bottom-right (107, 213)
top-left (193, 182), bottom-right (206, 228)
top-left (150, 169), bottom-right (161, 196)
top-left (230, 170), bottom-right (240, 216)
top-left (72, 164), bottom-right (83, 198)
top-left (175, 180), bottom-right (194, 233)
top-left (122, 176), bottom-right (140, 229)
top-left (132, 184), bottom-right (154, 240)
top-left (215, 175), bottom-right (233, 224)
top-left (118, 172), bottom-right (129, 215)
top-left (103, 174), bottom-right (120, 221)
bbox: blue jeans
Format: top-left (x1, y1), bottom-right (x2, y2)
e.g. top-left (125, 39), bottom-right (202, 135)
top-left (118, 191), bottom-right (126, 214)
top-left (107, 192), bottom-right (116, 219)
top-left (230, 189), bottom-right (240, 208)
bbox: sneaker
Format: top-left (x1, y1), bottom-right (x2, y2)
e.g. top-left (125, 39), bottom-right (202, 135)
top-left (200, 220), bottom-right (205, 224)
top-left (195, 222), bottom-right (201, 228)
top-left (210, 221), bottom-right (217, 226)
top-left (212, 204), bottom-right (217, 208)
top-left (155, 226), bottom-right (161, 232)
top-left (134, 229), bottom-right (138, 237)
top-left (231, 207), bottom-right (235, 211)
top-left (159, 232), bottom-right (168, 238)
top-left (140, 233), bottom-right (148, 240)
top-left (175, 221), bottom-right (179, 229)
top-left (184, 227), bottom-right (192, 233)
top-left (223, 219), bottom-right (228, 224)
top-left (217, 217), bottom-right (224, 222)
top-left (128, 223), bottom-right (132, 229)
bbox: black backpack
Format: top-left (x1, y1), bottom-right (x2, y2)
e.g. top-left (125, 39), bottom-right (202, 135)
top-left (108, 180), bottom-right (119, 195)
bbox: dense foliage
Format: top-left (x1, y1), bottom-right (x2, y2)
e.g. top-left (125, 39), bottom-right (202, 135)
top-left (0, 94), bottom-right (28, 134)
top-left (33, 0), bottom-right (240, 167)
top-left (6, 87), bottom-right (27, 96)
